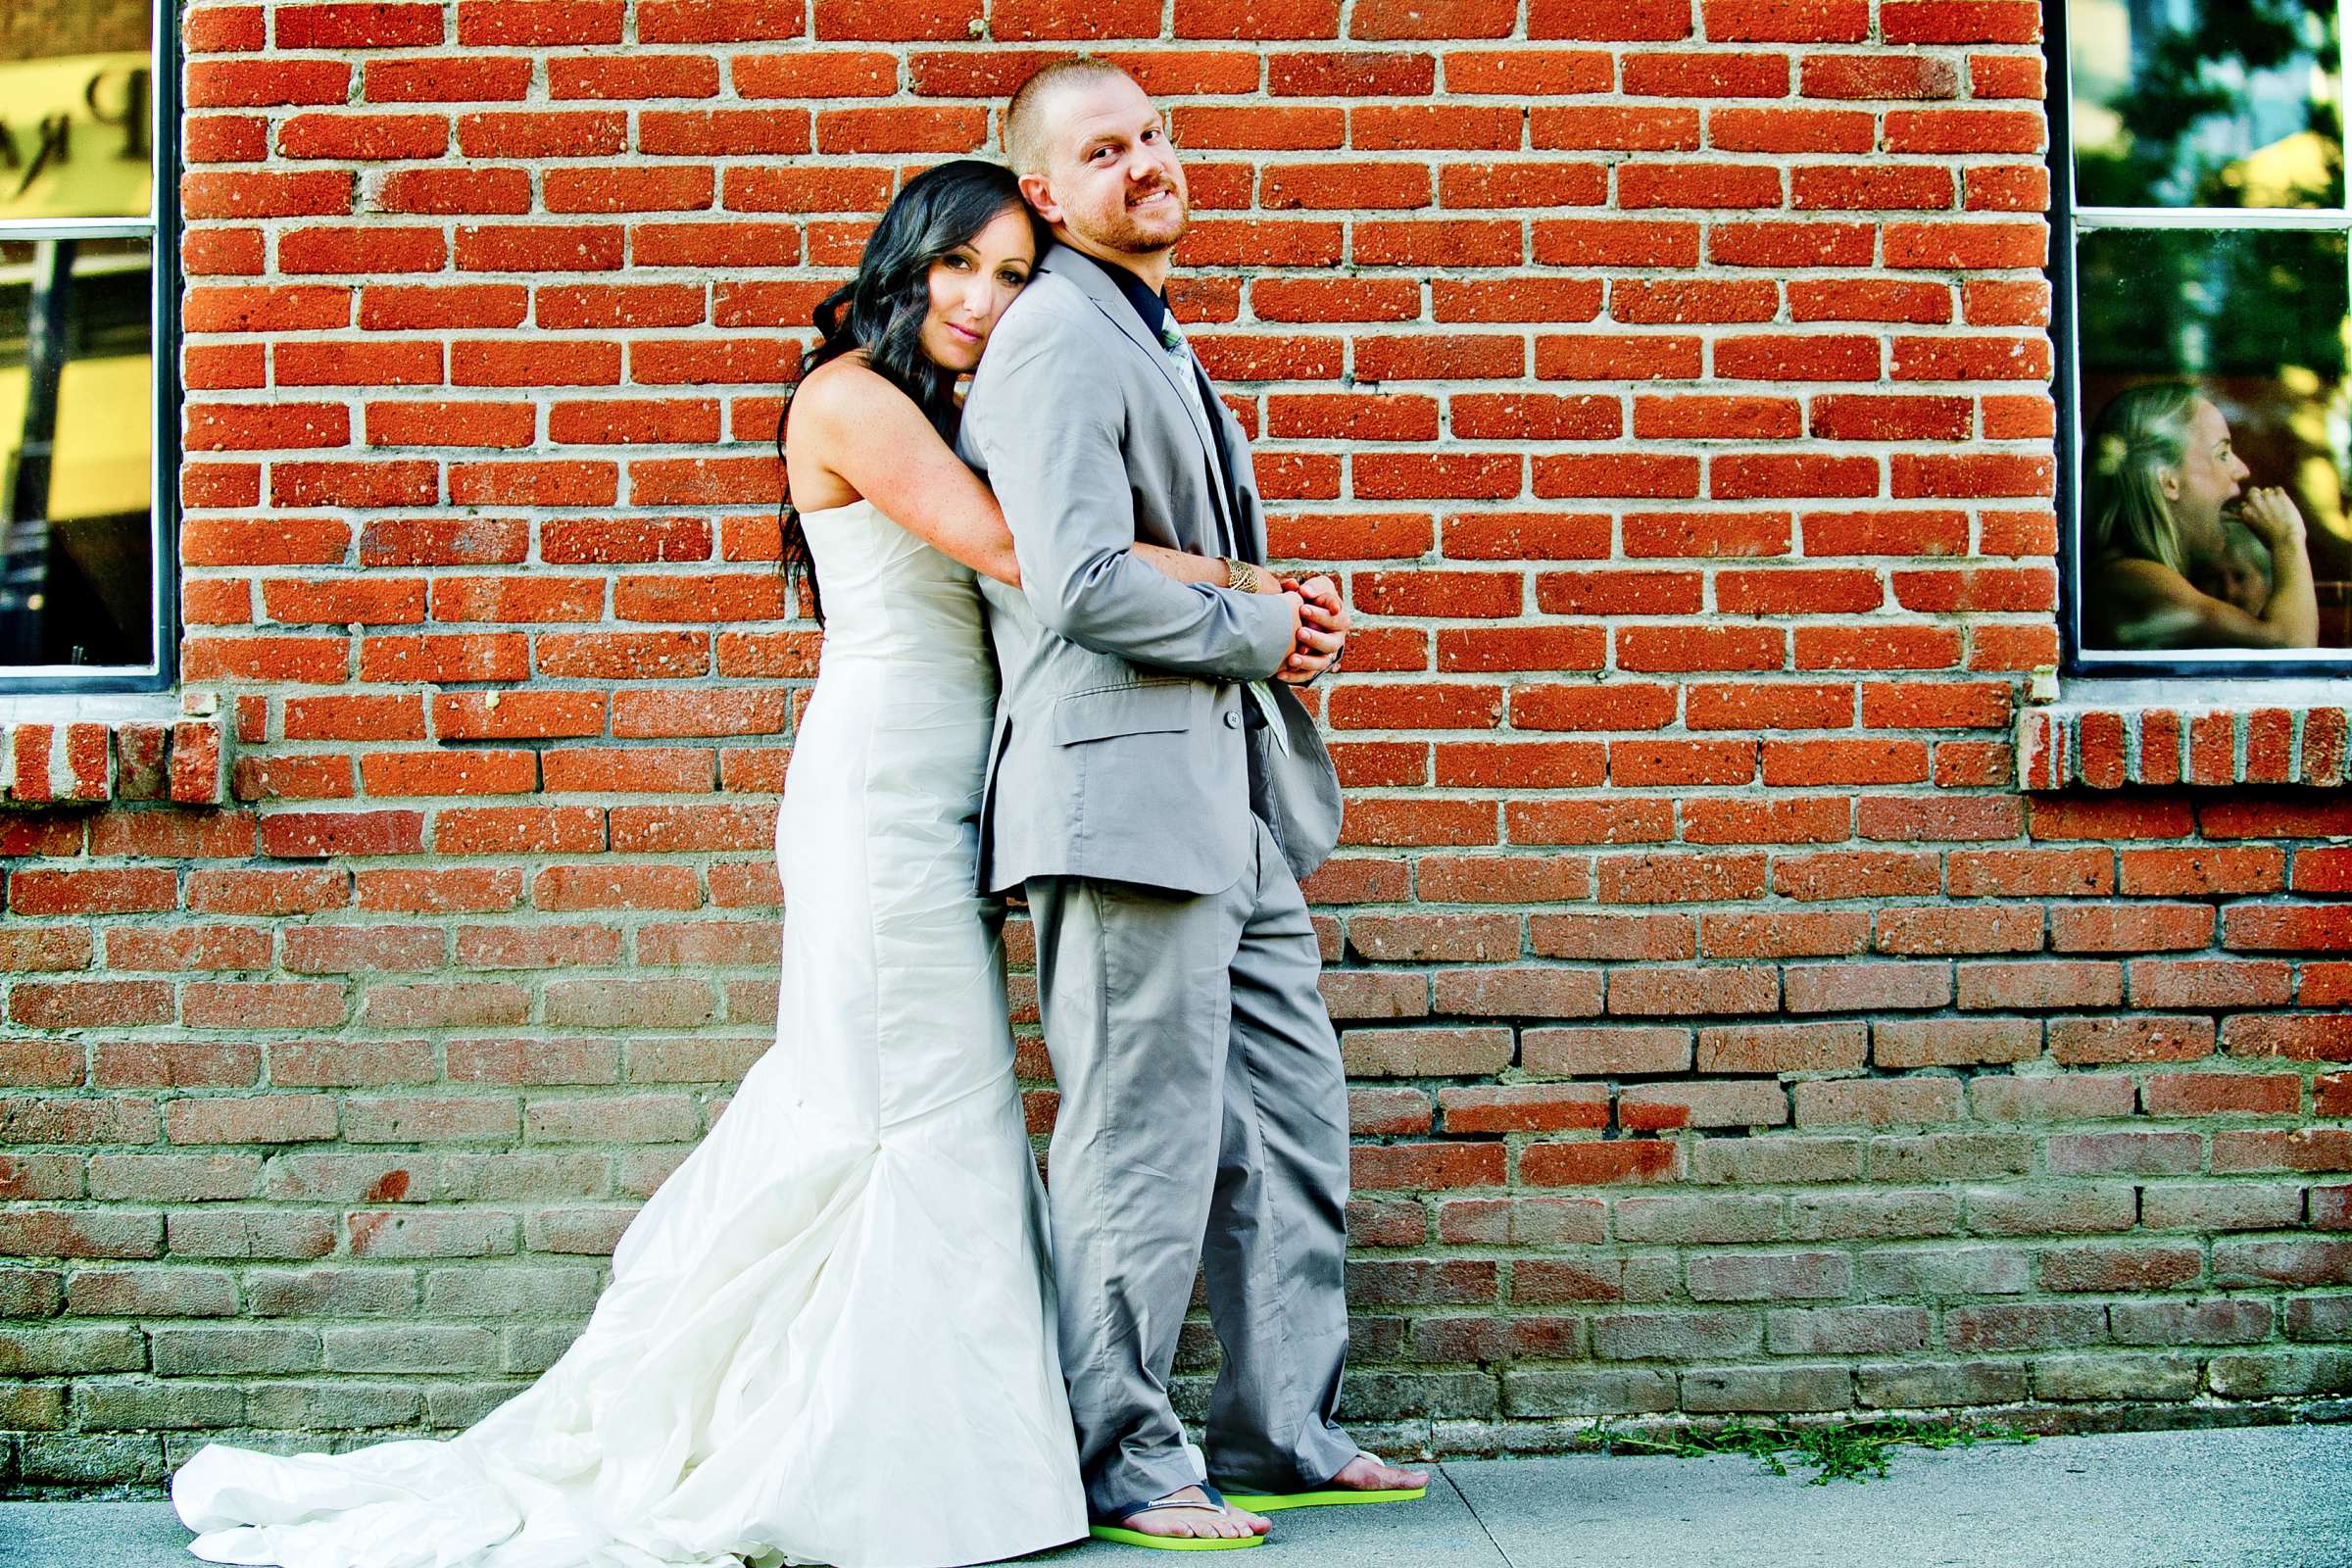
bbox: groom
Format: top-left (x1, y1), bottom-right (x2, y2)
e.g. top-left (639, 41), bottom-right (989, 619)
top-left (956, 57), bottom-right (1429, 1544)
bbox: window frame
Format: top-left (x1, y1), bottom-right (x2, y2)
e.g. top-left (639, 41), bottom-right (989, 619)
top-left (0, 4), bottom-right (183, 698)
top-left (2046, 0), bottom-right (2352, 680)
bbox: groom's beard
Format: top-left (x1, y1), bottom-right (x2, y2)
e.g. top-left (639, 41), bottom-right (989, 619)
top-left (1088, 183), bottom-right (1190, 255)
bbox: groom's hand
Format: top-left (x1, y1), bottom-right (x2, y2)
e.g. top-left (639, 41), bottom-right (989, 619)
top-left (1275, 573), bottom-right (1348, 685)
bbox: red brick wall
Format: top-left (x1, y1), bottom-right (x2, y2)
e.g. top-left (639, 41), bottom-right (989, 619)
top-left (4, 0), bottom-right (2349, 1493)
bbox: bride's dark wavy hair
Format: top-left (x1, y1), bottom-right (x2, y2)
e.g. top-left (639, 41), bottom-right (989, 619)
top-left (774, 158), bottom-right (1041, 624)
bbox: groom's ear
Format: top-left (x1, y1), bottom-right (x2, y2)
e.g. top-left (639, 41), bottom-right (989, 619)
top-left (1018, 171), bottom-right (1062, 227)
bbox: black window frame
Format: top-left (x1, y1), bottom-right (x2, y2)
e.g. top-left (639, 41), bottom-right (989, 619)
top-left (2046, 0), bottom-right (2352, 680)
top-left (0, 6), bottom-right (183, 697)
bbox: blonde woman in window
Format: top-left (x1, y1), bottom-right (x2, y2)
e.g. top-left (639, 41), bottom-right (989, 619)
top-left (2082, 381), bottom-right (2320, 651)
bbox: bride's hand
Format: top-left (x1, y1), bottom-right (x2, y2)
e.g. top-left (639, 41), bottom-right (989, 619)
top-left (1283, 574), bottom-right (1348, 632)
top-left (1275, 585), bottom-right (1345, 685)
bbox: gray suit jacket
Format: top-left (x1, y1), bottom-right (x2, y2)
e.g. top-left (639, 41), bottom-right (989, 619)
top-left (956, 242), bottom-right (1344, 898)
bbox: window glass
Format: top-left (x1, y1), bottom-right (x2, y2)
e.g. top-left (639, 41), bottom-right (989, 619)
top-left (2071, 0), bottom-right (2344, 210)
top-left (0, 0), bottom-right (159, 676)
top-left (2075, 228), bottom-right (2352, 650)
top-left (2064, 1), bottom-right (2352, 657)
top-left (0, 236), bottom-right (156, 669)
top-left (0, 0), bottom-right (161, 682)
top-left (1, 2), bottom-right (154, 221)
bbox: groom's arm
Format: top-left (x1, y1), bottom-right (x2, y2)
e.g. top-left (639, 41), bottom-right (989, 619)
top-left (969, 320), bottom-right (1297, 682)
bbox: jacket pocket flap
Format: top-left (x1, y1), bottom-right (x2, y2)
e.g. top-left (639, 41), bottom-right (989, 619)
top-left (1052, 680), bottom-right (1197, 744)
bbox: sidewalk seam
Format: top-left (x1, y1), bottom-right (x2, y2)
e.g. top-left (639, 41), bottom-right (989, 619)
top-left (1437, 1464), bottom-right (1518, 1568)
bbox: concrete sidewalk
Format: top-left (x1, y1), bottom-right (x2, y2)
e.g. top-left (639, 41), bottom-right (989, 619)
top-left (5, 1424), bottom-right (2347, 1568)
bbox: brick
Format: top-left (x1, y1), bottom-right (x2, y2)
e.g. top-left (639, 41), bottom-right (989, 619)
top-left (1351, 1143), bottom-right (1504, 1192)
top-left (0, 1210), bottom-right (165, 1260)
top-left (2142, 1183), bottom-right (2303, 1233)
top-left (1623, 51), bottom-right (1789, 96)
top-left (1521, 1141), bottom-right (1682, 1186)
top-left (1688, 1250), bottom-right (1851, 1301)
top-left (2036, 1244), bottom-right (2203, 1295)
top-left (1439, 163), bottom-right (1607, 209)
top-left (1788, 1081), bottom-right (1956, 1128)
top-left (165, 1095), bottom-right (339, 1146)
top-left (7, 980), bottom-right (174, 1028)
top-left (1440, 1085), bottom-right (1607, 1134)
top-left (1437, 1196), bottom-right (1606, 1246)
top-left (1533, 107), bottom-right (1699, 151)
top-left (188, 60), bottom-right (351, 108)
top-left (1767, 1305), bottom-right (1929, 1355)
top-left (1349, 1090), bottom-right (1433, 1137)
top-left (2142, 1073), bottom-right (2301, 1118)
top-left (1340, 1027), bottom-right (1512, 1077)
top-left (10, 869), bottom-right (179, 916)
top-left (561, 55), bottom-right (726, 98)
top-left (1619, 163), bottom-right (1783, 209)
top-left (1882, 2), bottom-right (2040, 45)
top-left (2214, 1240), bottom-right (2352, 1289)
top-left (2207, 1348), bottom-right (2352, 1399)
top-left (1591, 1308), bottom-right (1759, 1360)
top-left (0, 1335), bottom-right (142, 1382)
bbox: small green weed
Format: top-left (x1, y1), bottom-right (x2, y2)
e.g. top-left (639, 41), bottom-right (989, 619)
top-left (1573, 1414), bottom-right (2037, 1485)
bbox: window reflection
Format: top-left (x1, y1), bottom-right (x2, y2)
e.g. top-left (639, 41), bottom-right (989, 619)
top-left (0, 237), bottom-right (155, 669)
top-left (0, 0), bottom-right (160, 678)
top-left (1, 0), bottom-right (154, 221)
top-left (2076, 225), bottom-right (2352, 650)
top-left (2070, 0), bottom-right (2344, 211)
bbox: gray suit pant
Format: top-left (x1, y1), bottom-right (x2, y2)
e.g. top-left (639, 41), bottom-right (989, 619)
top-left (1026, 813), bottom-right (1359, 1518)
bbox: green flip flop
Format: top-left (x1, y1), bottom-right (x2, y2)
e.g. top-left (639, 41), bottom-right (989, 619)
top-left (1216, 1452), bottom-right (1430, 1513)
top-left (1214, 1485), bottom-right (1426, 1513)
top-left (1087, 1483), bottom-right (1268, 1551)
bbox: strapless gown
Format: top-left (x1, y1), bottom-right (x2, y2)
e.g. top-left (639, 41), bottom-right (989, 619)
top-left (170, 498), bottom-right (1088, 1568)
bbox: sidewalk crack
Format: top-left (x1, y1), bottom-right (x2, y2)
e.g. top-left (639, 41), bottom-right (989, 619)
top-left (1440, 1465), bottom-right (1517, 1568)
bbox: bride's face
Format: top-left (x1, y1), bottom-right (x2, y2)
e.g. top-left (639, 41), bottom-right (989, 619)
top-left (919, 206), bottom-right (1036, 374)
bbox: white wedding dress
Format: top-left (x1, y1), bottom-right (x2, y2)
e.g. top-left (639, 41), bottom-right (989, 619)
top-left (172, 498), bottom-right (1090, 1568)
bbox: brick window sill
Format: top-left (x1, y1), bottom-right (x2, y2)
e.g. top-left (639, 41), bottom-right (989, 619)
top-left (2017, 676), bottom-right (2352, 790)
top-left (0, 693), bottom-right (230, 808)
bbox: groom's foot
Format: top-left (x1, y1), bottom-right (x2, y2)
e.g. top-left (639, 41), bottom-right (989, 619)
top-left (1114, 1486), bottom-right (1271, 1541)
top-left (1326, 1453), bottom-right (1430, 1494)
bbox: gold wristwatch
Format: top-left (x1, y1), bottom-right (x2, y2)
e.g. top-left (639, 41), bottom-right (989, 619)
top-left (1222, 556), bottom-right (1266, 595)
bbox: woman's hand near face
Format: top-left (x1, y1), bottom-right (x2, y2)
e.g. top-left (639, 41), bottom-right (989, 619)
top-left (2237, 485), bottom-right (2308, 552)
top-left (2229, 484), bottom-right (2321, 648)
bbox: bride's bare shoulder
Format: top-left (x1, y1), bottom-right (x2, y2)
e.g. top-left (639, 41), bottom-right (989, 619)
top-left (795, 362), bottom-right (943, 480)
top-left (792, 353), bottom-right (905, 424)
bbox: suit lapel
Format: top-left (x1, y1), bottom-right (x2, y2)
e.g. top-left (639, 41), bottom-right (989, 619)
top-left (1043, 245), bottom-right (1237, 549)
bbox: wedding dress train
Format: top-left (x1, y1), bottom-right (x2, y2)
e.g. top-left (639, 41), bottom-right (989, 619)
top-left (171, 499), bottom-right (1088, 1568)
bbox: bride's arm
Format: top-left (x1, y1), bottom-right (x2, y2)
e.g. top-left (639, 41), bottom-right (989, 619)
top-left (1130, 541), bottom-right (1267, 590)
top-left (794, 364), bottom-right (1024, 585)
top-left (798, 362), bottom-right (1282, 597)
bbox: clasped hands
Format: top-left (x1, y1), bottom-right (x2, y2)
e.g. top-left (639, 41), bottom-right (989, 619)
top-left (1273, 573), bottom-right (1348, 686)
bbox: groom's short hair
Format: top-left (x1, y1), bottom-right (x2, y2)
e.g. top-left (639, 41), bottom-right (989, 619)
top-left (1004, 55), bottom-right (1138, 175)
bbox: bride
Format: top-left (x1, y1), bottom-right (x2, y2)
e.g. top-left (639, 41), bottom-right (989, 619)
top-left (170, 159), bottom-right (1299, 1568)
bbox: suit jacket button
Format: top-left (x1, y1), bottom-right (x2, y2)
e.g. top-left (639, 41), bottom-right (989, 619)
top-left (1223, 710), bottom-right (1241, 729)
